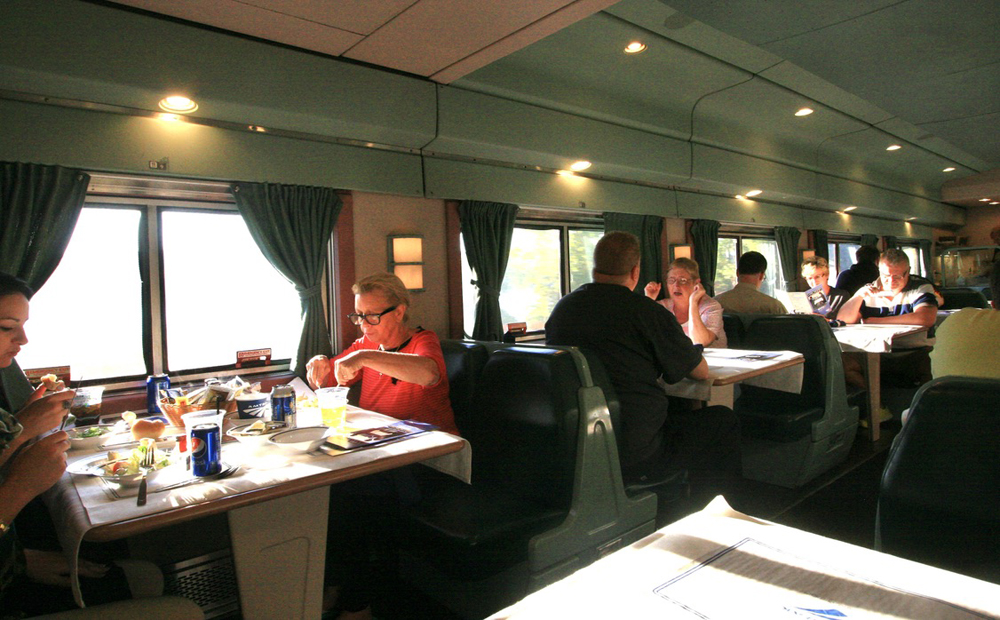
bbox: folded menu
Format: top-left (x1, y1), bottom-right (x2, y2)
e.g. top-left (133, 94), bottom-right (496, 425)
top-left (319, 420), bottom-right (437, 454)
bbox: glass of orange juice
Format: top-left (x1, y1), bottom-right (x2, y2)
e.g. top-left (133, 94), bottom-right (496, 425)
top-left (317, 387), bottom-right (349, 432)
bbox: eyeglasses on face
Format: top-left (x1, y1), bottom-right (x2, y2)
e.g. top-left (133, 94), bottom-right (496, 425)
top-left (666, 277), bottom-right (692, 286)
top-left (347, 305), bottom-right (398, 326)
top-left (880, 270), bottom-right (909, 283)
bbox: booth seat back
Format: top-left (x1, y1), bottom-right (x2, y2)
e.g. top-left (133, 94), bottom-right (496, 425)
top-left (465, 346), bottom-right (581, 510)
top-left (876, 377), bottom-right (1000, 583)
top-left (940, 287), bottom-right (990, 310)
top-left (722, 313), bottom-right (747, 349)
top-left (439, 339), bottom-right (489, 435)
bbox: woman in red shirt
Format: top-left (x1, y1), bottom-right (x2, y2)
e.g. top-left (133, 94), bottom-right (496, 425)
top-left (306, 272), bottom-right (458, 435)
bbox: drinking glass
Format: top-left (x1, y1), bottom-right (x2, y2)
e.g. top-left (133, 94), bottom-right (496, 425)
top-left (317, 387), bottom-right (349, 432)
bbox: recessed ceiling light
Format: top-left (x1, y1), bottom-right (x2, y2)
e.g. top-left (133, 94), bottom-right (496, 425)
top-left (158, 95), bottom-right (198, 114)
top-left (906, 217), bottom-right (917, 221)
top-left (843, 206), bottom-right (857, 212)
top-left (886, 144), bottom-right (902, 151)
top-left (990, 201), bottom-right (999, 205)
top-left (624, 41), bottom-right (647, 54)
top-left (745, 189), bottom-right (762, 197)
top-left (795, 108), bottom-right (814, 117)
top-left (569, 160), bottom-right (592, 171)
top-left (735, 194), bottom-right (746, 200)
top-left (943, 167), bottom-right (956, 172)
top-left (247, 125), bottom-right (267, 133)
top-left (980, 198), bottom-right (991, 202)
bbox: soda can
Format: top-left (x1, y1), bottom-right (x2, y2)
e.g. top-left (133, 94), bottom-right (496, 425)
top-left (146, 374), bottom-right (170, 413)
top-left (270, 384), bottom-right (297, 427)
top-left (191, 422), bottom-right (222, 477)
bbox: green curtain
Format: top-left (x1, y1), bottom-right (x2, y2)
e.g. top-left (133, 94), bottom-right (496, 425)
top-left (459, 200), bottom-right (519, 341)
top-left (232, 182), bottom-right (342, 377)
top-left (918, 239), bottom-right (933, 277)
top-left (690, 219), bottom-right (720, 296)
top-left (774, 226), bottom-right (801, 291)
top-left (0, 161), bottom-right (90, 291)
top-left (860, 233), bottom-right (879, 249)
top-left (812, 229), bottom-right (829, 260)
top-left (604, 212), bottom-right (663, 293)
top-left (884, 235), bottom-right (898, 250)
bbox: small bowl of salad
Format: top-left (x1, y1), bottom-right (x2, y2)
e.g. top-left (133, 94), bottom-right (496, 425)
top-left (68, 425), bottom-right (112, 451)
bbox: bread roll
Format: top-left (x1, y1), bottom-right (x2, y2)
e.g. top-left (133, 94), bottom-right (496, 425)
top-left (41, 374), bottom-right (62, 391)
top-left (131, 419), bottom-right (166, 440)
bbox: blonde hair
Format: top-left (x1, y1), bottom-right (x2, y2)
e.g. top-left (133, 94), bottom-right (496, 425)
top-left (668, 257), bottom-right (700, 281)
top-left (353, 272), bottom-right (411, 322)
top-left (800, 256), bottom-right (829, 276)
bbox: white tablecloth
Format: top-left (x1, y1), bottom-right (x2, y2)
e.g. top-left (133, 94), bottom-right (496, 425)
top-left (44, 407), bottom-right (469, 606)
top-left (660, 349), bottom-right (804, 401)
top-left (488, 497), bottom-right (1000, 619)
top-left (833, 324), bottom-right (931, 353)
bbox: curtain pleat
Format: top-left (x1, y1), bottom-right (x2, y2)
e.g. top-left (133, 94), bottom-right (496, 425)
top-left (860, 233), bottom-right (879, 249)
top-left (774, 226), bottom-right (802, 291)
top-left (459, 201), bottom-right (519, 341)
top-left (884, 236), bottom-right (898, 250)
top-left (604, 212), bottom-right (663, 293)
top-left (0, 161), bottom-right (90, 291)
top-left (690, 219), bottom-right (721, 296)
top-left (812, 229), bottom-right (829, 260)
top-left (232, 182), bottom-right (342, 377)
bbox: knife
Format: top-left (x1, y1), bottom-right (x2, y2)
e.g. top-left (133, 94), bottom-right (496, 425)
top-left (136, 475), bottom-right (148, 506)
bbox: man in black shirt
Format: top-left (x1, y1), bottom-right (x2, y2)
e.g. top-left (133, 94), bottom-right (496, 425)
top-left (546, 232), bottom-right (740, 484)
top-left (835, 245), bottom-right (880, 296)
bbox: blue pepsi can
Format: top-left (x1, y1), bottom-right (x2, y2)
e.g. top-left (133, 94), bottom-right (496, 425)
top-left (270, 385), bottom-right (297, 427)
top-left (191, 423), bottom-right (222, 477)
top-left (146, 374), bottom-right (170, 413)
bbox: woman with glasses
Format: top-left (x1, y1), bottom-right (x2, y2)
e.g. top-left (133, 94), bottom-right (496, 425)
top-left (644, 258), bottom-right (727, 347)
top-left (307, 273), bottom-right (458, 620)
top-left (305, 272), bottom-right (458, 436)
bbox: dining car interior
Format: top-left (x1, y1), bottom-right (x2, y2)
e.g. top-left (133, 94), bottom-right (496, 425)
top-left (2, 0), bottom-right (999, 618)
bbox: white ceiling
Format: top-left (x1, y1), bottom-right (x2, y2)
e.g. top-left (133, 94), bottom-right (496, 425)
top-left (107, 0), bottom-right (1000, 209)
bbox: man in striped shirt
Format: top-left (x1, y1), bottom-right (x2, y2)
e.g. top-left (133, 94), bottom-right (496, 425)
top-left (838, 249), bottom-right (938, 328)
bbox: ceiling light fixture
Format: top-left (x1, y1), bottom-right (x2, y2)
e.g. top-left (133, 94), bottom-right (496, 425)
top-left (980, 198), bottom-right (991, 202)
top-left (745, 189), bottom-right (762, 197)
top-left (886, 144), bottom-right (902, 151)
top-left (556, 170), bottom-right (576, 177)
top-left (843, 206), bottom-right (857, 212)
top-left (943, 167), bottom-right (956, 172)
top-left (735, 194), bottom-right (746, 200)
top-left (624, 41), bottom-right (647, 54)
top-left (158, 95), bottom-right (198, 114)
top-left (795, 108), bottom-right (814, 117)
top-left (990, 201), bottom-right (999, 205)
top-left (157, 113), bottom-right (181, 122)
top-left (569, 160), bottom-right (592, 171)
top-left (248, 125), bottom-right (267, 133)
top-left (906, 217), bottom-right (917, 221)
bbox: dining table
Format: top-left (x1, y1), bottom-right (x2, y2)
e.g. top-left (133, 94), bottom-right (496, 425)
top-left (659, 348), bottom-right (805, 407)
top-left (832, 323), bottom-right (930, 441)
top-left (43, 405), bottom-right (469, 620)
top-left (487, 496), bottom-right (1000, 619)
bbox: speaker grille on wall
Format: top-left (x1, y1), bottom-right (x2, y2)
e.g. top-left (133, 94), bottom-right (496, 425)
top-left (162, 549), bottom-right (240, 619)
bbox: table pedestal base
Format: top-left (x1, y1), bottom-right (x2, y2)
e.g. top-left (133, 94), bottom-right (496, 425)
top-left (228, 487), bottom-right (329, 619)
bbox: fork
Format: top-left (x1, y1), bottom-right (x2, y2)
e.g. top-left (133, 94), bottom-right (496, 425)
top-left (136, 443), bottom-right (155, 506)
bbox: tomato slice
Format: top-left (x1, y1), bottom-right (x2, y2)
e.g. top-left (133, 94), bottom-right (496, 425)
top-left (111, 461), bottom-right (129, 474)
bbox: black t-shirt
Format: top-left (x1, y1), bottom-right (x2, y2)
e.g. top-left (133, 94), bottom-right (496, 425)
top-left (545, 282), bottom-right (703, 468)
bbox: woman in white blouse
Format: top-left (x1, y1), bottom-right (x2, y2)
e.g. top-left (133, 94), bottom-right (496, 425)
top-left (644, 257), bottom-right (727, 347)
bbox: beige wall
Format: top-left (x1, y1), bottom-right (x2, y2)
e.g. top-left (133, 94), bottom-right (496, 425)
top-left (953, 205), bottom-right (1000, 246)
top-left (351, 192), bottom-right (451, 337)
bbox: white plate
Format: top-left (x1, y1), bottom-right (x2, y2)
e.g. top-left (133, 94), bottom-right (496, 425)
top-left (268, 426), bottom-right (329, 453)
top-left (67, 452), bottom-right (172, 487)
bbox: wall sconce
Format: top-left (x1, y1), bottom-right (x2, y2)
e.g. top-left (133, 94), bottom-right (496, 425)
top-left (670, 244), bottom-right (693, 260)
top-left (387, 235), bottom-right (424, 291)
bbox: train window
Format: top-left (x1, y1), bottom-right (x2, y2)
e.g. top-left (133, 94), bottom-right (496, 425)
top-left (17, 199), bottom-right (303, 386)
top-left (828, 242), bottom-right (860, 276)
top-left (459, 219), bottom-right (601, 335)
top-left (714, 235), bottom-right (782, 296)
top-left (160, 209), bottom-right (300, 371)
top-left (899, 244), bottom-right (924, 277)
top-left (17, 207), bottom-right (147, 380)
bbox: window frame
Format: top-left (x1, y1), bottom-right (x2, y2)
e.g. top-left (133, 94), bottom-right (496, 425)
top-left (826, 234), bottom-right (863, 276)
top-left (714, 226), bottom-right (782, 296)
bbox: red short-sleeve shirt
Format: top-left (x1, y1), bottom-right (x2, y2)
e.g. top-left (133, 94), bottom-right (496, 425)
top-left (327, 329), bottom-right (459, 435)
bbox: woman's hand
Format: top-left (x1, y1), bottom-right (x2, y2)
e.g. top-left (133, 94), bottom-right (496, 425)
top-left (15, 388), bottom-right (74, 443)
top-left (333, 351), bottom-right (366, 385)
top-left (689, 283), bottom-right (706, 306)
top-left (5, 431), bottom-right (70, 500)
top-left (306, 355), bottom-right (331, 389)
top-left (24, 549), bottom-right (109, 587)
top-left (644, 282), bottom-right (661, 300)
